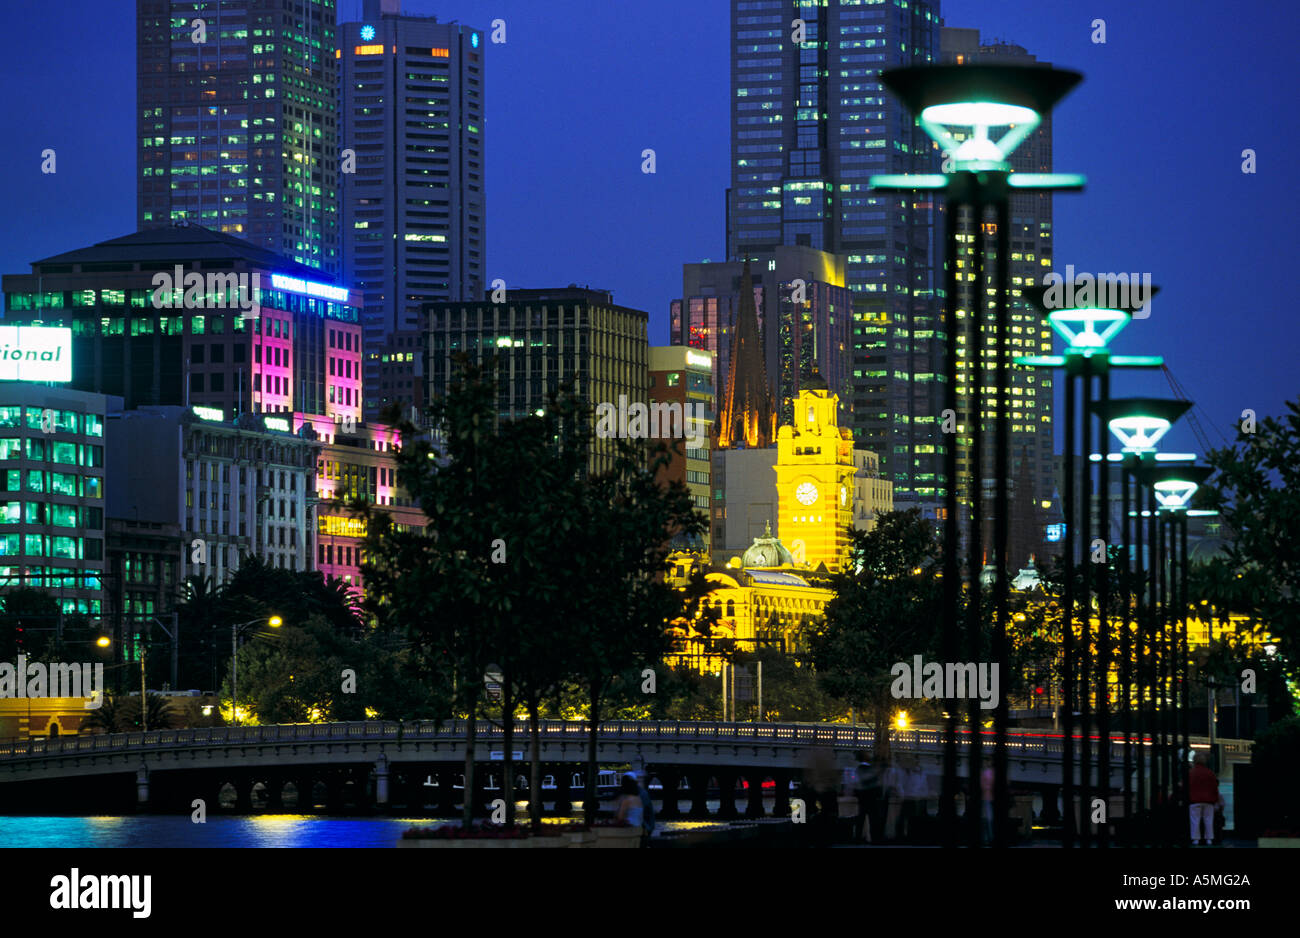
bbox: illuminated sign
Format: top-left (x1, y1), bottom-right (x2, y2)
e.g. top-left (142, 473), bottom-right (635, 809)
top-left (0, 326), bottom-right (72, 382)
top-left (360, 24), bottom-right (376, 41)
top-left (1045, 523), bottom-right (1065, 543)
top-left (320, 515), bottom-right (367, 538)
top-left (192, 405), bottom-right (225, 422)
top-left (686, 350), bottom-right (712, 370)
top-left (354, 44), bottom-right (384, 55)
top-left (264, 416), bottom-right (291, 432)
top-left (269, 273), bottom-right (350, 303)
top-left (471, 32), bottom-right (480, 48)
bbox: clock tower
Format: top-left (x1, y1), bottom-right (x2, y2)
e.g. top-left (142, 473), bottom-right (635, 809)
top-left (774, 374), bottom-right (855, 572)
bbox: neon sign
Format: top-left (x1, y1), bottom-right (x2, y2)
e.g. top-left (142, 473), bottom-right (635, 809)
top-left (269, 273), bottom-right (350, 303)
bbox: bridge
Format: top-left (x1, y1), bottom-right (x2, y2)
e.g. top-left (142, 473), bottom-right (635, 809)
top-left (0, 720), bottom-right (1247, 819)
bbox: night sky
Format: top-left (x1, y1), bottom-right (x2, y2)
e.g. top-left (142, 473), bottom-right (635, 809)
top-left (0, 0), bottom-right (1294, 458)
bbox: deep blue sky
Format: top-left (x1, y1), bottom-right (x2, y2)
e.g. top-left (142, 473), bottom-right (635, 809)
top-left (0, 0), bottom-right (1295, 457)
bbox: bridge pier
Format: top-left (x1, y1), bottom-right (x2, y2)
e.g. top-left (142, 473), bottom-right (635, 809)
top-left (324, 775), bottom-right (346, 814)
top-left (135, 766), bottom-right (150, 808)
top-left (656, 769), bottom-right (681, 820)
top-left (551, 764), bottom-right (572, 816)
top-left (771, 771), bottom-right (791, 817)
top-left (374, 756), bottom-right (389, 809)
top-left (716, 770), bottom-right (739, 820)
top-left (436, 768), bottom-right (457, 815)
top-left (744, 771), bottom-right (766, 818)
top-left (233, 777), bottom-right (254, 814)
top-left (295, 774), bottom-right (316, 812)
top-left (687, 771), bottom-right (711, 819)
top-left (265, 775), bottom-right (285, 812)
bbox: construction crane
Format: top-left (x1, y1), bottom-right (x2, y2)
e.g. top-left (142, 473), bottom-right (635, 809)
top-left (1162, 364), bottom-right (1231, 455)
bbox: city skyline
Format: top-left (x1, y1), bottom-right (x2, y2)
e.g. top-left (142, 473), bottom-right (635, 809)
top-left (0, 1), bottom-right (1291, 468)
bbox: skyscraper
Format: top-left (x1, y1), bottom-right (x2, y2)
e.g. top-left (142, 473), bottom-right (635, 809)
top-left (727, 0), bottom-right (945, 516)
top-left (671, 245), bottom-right (852, 427)
top-left (425, 288), bottom-right (648, 476)
top-left (136, 0), bottom-right (341, 276)
top-left (941, 27), bottom-right (1058, 566)
top-left (338, 0), bottom-right (486, 421)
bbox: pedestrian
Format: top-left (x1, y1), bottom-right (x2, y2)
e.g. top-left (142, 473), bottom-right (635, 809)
top-left (902, 754), bottom-right (930, 842)
top-left (853, 749), bottom-right (881, 843)
top-left (630, 770), bottom-right (656, 844)
top-left (1188, 752), bottom-right (1221, 845)
top-left (980, 757), bottom-right (995, 845)
top-left (616, 774), bottom-right (644, 843)
top-left (882, 757), bottom-right (905, 842)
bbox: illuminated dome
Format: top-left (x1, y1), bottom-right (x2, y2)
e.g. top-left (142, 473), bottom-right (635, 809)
top-left (741, 521), bottom-right (794, 568)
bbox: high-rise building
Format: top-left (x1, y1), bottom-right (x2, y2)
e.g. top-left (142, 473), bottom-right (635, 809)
top-left (425, 288), bottom-right (649, 475)
top-left (338, 0), bottom-right (486, 421)
top-left (727, 0), bottom-right (945, 516)
top-left (136, 0), bottom-right (340, 276)
top-left (671, 245), bottom-right (852, 426)
top-left (649, 346), bottom-right (714, 555)
top-left (297, 411), bottom-right (424, 593)
top-left (107, 406), bottom-right (321, 584)
top-left (2, 227), bottom-right (363, 426)
top-left (0, 382), bottom-right (114, 616)
top-left (941, 27), bottom-right (1058, 567)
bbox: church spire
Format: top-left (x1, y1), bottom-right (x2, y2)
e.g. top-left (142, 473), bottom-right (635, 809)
top-left (717, 258), bottom-right (776, 448)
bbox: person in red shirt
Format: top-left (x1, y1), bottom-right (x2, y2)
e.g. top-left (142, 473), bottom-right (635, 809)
top-left (1188, 752), bottom-right (1221, 845)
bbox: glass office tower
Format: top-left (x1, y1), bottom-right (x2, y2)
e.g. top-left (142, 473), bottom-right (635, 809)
top-left (727, 0), bottom-right (945, 516)
top-left (136, 0), bottom-right (341, 276)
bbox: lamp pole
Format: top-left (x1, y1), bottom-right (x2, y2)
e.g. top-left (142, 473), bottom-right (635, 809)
top-left (1021, 296), bottom-right (1166, 846)
top-left (230, 615), bottom-right (282, 727)
top-left (871, 62), bottom-right (1085, 847)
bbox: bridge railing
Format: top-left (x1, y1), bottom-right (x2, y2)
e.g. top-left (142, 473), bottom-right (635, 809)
top-left (0, 720), bottom-right (1226, 764)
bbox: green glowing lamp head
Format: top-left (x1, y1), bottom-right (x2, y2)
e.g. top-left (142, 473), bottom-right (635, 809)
top-left (881, 64), bottom-right (1082, 172)
top-left (1106, 398), bottom-right (1192, 453)
top-left (1149, 465), bottom-right (1214, 510)
top-left (1023, 283), bottom-right (1159, 351)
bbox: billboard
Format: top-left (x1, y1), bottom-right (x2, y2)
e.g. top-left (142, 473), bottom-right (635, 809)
top-left (0, 326), bottom-right (72, 382)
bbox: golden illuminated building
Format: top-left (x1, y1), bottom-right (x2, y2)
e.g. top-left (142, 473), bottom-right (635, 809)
top-left (666, 527), bottom-right (834, 674)
top-left (774, 377), bottom-right (855, 573)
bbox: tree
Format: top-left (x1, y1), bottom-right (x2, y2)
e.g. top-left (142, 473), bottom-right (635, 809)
top-left (362, 356), bottom-right (530, 829)
top-left (1203, 398), bottom-right (1300, 675)
top-left (564, 436), bottom-right (705, 823)
top-left (811, 509), bottom-right (944, 761)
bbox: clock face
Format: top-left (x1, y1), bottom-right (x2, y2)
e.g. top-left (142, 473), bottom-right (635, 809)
top-left (795, 482), bottom-right (818, 506)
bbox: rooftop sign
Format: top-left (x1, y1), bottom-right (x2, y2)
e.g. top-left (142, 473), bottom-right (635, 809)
top-left (0, 326), bottom-right (72, 382)
top-left (269, 273), bottom-right (350, 304)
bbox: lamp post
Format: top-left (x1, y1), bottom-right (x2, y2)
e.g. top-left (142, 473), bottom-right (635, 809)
top-left (1103, 398), bottom-right (1193, 844)
top-left (1019, 288), bottom-right (1164, 847)
top-left (1149, 462), bottom-right (1214, 845)
top-left (230, 615), bottom-right (282, 727)
top-left (872, 63), bottom-right (1084, 848)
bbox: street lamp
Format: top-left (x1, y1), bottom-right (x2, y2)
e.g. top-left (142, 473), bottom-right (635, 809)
top-left (231, 615), bottom-right (282, 727)
top-left (1019, 282), bottom-right (1163, 849)
top-left (872, 62), bottom-right (1084, 849)
top-left (1150, 461), bottom-right (1214, 844)
top-left (1104, 398), bottom-right (1191, 845)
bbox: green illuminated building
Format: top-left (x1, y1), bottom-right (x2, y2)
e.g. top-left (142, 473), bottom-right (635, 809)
top-left (136, 0), bottom-right (341, 276)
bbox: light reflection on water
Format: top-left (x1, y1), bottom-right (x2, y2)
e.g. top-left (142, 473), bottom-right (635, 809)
top-left (0, 801), bottom-right (747, 847)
